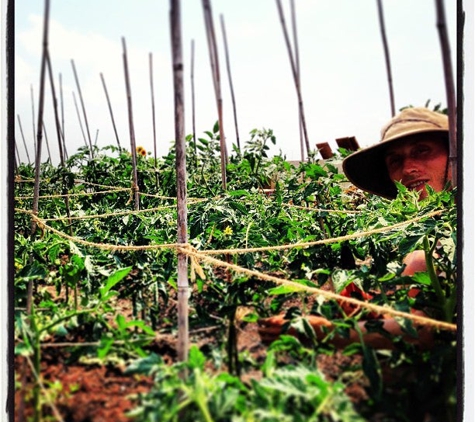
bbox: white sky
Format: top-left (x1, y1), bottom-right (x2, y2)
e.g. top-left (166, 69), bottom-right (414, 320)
top-left (15, 1), bottom-right (458, 165)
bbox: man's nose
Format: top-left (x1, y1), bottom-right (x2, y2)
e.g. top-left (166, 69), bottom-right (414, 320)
top-left (401, 156), bottom-right (420, 175)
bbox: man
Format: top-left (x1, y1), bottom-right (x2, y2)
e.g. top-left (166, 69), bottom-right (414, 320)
top-left (258, 107), bottom-right (452, 349)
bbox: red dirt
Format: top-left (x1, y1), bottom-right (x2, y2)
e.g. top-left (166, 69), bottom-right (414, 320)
top-left (14, 284), bottom-right (369, 421)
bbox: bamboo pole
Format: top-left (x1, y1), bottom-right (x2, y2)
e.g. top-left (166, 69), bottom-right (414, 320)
top-left (376, 0), bottom-right (396, 117)
top-left (42, 122), bottom-right (52, 164)
top-left (46, 50), bottom-right (74, 244)
top-left (190, 39), bottom-right (198, 167)
top-left (59, 72), bottom-right (68, 160)
top-left (30, 85), bottom-right (37, 155)
top-left (275, 0), bottom-right (311, 158)
top-left (170, 0), bottom-right (189, 363)
top-left (220, 14), bottom-right (240, 152)
top-left (72, 91), bottom-right (90, 152)
top-left (15, 139), bottom-right (21, 169)
top-left (290, 0), bottom-right (304, 161)
top-left (149, 52), bottom-right (159, 189)
top-left (201, 0), bottom-right (227, 189)
top-left (435, 0), bottom-right (457, 187)
top-left (25, 1), bottom-right (50, 420)
top-left (121, 37), bottom-right (140, 211)
top-left (17, 115), bottom-right (31, 165)
top-left (46, 51), bottom-right (66, 165)
top-left (71, 59), bottom-right (94, 157)
top-left (100, 72), bottom-right (122, 150)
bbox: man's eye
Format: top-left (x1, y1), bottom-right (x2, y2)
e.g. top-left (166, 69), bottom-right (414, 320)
top-left (413, 146), bottom-right (430, 157)
top-left (386, 156), bottom-right (402, 167)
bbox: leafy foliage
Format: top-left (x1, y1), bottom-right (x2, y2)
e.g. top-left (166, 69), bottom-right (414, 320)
top-left (14, 126), bottom-right (457, 421)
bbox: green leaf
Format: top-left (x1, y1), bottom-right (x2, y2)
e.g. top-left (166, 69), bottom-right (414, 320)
top-left (100, 266), bottom-right (132, 299)
top-left (411, 272), bottom-right (432, 286)
top-left (268, 285), bottom-right (304, 295)
top-left (189, 345), bottom-right (206, 370)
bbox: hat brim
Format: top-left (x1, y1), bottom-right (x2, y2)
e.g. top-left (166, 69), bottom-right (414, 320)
top-left (342, 129), bottom-right (448, 199)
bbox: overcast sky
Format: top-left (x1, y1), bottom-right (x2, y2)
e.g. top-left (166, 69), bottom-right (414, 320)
top-left (15, 1), bottom-right (458, 165)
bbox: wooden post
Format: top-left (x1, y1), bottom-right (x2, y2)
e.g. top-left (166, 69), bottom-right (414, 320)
top-left (275, 0), bottom-right (311, 159)
top-left (100, 72), bottom-right (122, 150)
top-left (30, 85), bottom-right (37, 155)
top-left (170, 0), bottom-right (189, 363)
top-left (435, 0), bottom-right (457, 188)
top-left (16, 115), bottom-right (31, 165)
top-left (149, 53), bottom-right (159, 189)
top-left (201, 0), bottom-right (227, 189)
top-left (122, 37), bottom-right (140, 211)
top-left (290, 0), bottom-right (304, 162)
top-left (71, 59), bottom-right (94, 157)
top-left (190, 39), bottom-right (198, 167)
top-left (59, 73), bottom-right (67, 159)
top-left (376, 0), bottom-right (396, 117)
top-left (72, 91), bottom-right (90, 152)
top-left (220, 14), bottom-right (240, 152)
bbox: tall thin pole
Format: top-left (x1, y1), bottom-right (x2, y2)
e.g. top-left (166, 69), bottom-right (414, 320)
top-left (149, 52), bottom-right (159, 189)
top-left (46, 51), bottom-right (65, 165)
top-left (435, 0), bottom-right (457, 187)
top-left (376, 0), bottom-right (396, 117)
top-left (190, 39), bottom-right (197, 167)
top-left (59, 72), bottom-right (68, 160)
top-left (170, 0), bottom-right (189, 363)
top-left (122, 37), bottom-right (140, 211)
top-left (202, 0), bottom-right (227, 189)
top-left (71, 59), bottom-right (94, 157)
top-left (30, 85), bottom-right (37, 155)
top-left (72, 91), bottom-right (89, 152)
top-left (275, 0), bottom-right (310, 158)
top-left (100, 72), bottom-right (122, 149)
top-left (17, 115), bottom-right (31, 165)
top-left (290, 0), bottom-right (304, 161)
top-left (42, 122), bottom-right (52, 164)
top-left (220, 14), bottom-right (240, 152)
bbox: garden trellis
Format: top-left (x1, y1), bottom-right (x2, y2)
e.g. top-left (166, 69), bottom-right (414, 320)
top-left (13, 1), bottom-right (458, 420)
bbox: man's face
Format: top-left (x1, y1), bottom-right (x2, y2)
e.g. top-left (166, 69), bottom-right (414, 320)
top-left (384, 134), bottom-right (449, 200)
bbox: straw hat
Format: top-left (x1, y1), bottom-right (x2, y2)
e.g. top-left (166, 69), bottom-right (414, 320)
top-left (342, 107), bottom-right (449, 199)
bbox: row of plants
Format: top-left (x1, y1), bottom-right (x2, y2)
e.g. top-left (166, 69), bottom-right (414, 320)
top-left (14, 124), bottom-right (457, 421)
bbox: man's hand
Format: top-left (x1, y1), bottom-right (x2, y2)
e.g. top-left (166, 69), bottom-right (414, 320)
top-left (257, 314), bottom-right (333, 344)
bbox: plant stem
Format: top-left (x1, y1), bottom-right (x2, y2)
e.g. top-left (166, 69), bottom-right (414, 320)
top-left (423, 236), bottom-right (448, 320)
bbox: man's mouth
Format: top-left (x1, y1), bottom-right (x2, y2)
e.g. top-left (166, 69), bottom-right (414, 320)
top-left (405, 180), bottom-right (428, 190)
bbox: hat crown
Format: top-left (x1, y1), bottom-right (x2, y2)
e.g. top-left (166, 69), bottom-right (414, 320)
top-left (380, 107), bottom-right (448, 143)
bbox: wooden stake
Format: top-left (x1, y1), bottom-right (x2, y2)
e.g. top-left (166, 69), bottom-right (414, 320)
top-left (46, 51), bottom-right (66, 165)
top-left (220, 14), bottom-right (240, 152)
top-left (30, 85), bottom-right (37, 155)
top-left (72, 91), bottom-right (90, 152)
top-left (46, 49), bottom-right (73, 237)
top-left (42, 122), bottom-right (52, 164)
top-left (71, 59), bottom-right (94, 157)
top-left (376, 0), bottom-right (396, 117)
top-left (435, 0), bottom-right (457, 187)
top-left (59, 72), bottom-right (68, 160)
top-left (149, 52), bottom-right (159, 189)
top-left (275, 0), bottom-right (311, 158)
top-left (170, 0), bottom-right (189, 363)
top-left (201, 0), bottom-right (227, 189)
top-left (100, 72), bottom-right (122, 150)
top-left (16, 115), bottom-right (31, 165)
top-left (122, 37), bottom-right (140, 211)
top-left (290, 0), bottom-right (304, 161)
top-left (190, 39), bottom-right (197, 167)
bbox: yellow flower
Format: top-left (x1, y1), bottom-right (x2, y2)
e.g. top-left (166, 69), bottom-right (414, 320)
top-left (136, 146), bottom-right (147, 156)
top-left (223, 226), bottom-right (233, 236)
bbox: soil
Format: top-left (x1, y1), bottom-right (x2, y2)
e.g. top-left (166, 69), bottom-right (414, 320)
top-left (14, 284), bottom-right (370, 422)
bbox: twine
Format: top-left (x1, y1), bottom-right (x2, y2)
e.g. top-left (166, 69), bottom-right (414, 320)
top-left (26, 211), bottom-right (456, 333)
